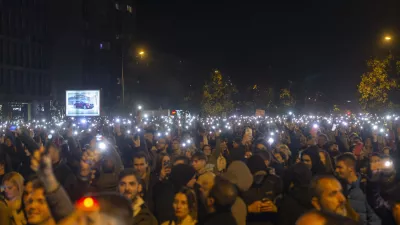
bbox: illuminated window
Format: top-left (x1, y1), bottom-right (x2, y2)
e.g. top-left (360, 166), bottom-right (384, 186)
top-left (115, 3), bottom-right (120, 10)
top-left (127, 5), bottom-right (132, 13)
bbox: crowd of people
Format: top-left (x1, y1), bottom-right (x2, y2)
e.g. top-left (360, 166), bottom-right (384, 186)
top-left (0, 112), bottom-right (400, 225)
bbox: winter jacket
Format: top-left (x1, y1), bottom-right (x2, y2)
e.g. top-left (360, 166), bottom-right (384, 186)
top-left (367, 173), bottom-right (398, 225)
top-left (278, 187), bottom-right (313, 225)
top-left (52, 159), bottom-right (81, 201)
top-left (223, 161), bottom-right (253, 225)
top-left (134, 204), bottom-right (158, 225)
top-left (202, 211), bottom-right (237, 225)
top-left (242, 171), bottom-right (282, 225)
top-left (345, 175), bottom-right (381, 225)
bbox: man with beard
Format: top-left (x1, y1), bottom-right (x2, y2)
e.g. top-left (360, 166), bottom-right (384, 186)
top-left (23, 178), bottom-right (56, 225)
top-left (118, 168), bottom-right (157, 225)
top-left (310, 175), bottom-right (349, 217)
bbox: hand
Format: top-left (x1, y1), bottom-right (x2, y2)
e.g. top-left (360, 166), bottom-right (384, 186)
top-left (248, 201), bottom-right (262, 213)
top-left (133, 138), bottom-right (140, 148)
top-left (31, 146), bottom-right (52, 176)
top-left (260, 201), bottom-right (277, 213)
top-left (160, 167), bottom-right (171, 180)
top-left (80, 151), bottom-right (95, 177)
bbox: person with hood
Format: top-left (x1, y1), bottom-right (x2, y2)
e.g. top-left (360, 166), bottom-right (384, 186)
top-left (152, 164), bottom-right (197, 224)
top-left (301, 146), bottom-right (327, 176)
top-left (242, 155), bottom-right (282, 225)
top-left (278, 162), bottom-right (314, 225)
top-left (222, 160), bottom-right (253, 225)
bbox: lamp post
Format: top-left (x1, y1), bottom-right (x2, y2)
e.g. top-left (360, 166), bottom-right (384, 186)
top-left (122, 50), bottom-right (145, 107)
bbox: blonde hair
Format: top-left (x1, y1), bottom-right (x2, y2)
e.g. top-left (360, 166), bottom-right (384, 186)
top-left (2, 172), bottom-right (24, 199)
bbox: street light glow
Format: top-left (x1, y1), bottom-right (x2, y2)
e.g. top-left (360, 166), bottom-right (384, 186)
top-left (385, 36), bottom-right (392, 41)
top-left (139, 51), bottom-right (145, 55)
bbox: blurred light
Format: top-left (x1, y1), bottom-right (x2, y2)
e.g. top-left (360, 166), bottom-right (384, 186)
top-left (83, 197), bottom-right (94, 208)
top-left (116, 118), bottom-right (120, 123)
top-left (98, 142), bottom-right (106, 150)
top-left (268, 138), bottom-right (274, 144)
top-left (138, 105), bottom-right (142, 110)
top-left (313, 124), bottom-right (319, 129)
top-left (81, 119), bottom-right (87, 124)
top-left (385, 36), bottom-right (392, 41)
top-left (157, 132), bottom-right (161, 137)
top-left (50, 130), bottom-right (54, 134)
top-left (144, 114), bottom-right (148, 118)
top-left (288, 111), bottom-right (293, 115)
top-left (186, 139), bottom-right (191, 144)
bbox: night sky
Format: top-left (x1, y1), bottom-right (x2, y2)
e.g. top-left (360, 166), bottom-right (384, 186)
top-left (137, 0), bottom-right (399, 102)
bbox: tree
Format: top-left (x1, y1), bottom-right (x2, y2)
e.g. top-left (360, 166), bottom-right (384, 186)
top-left (201, 70), bottom-right (237, 116)
top-left (279, 88), bottom-right (296, 107)
top-left (358, 55), bottom-right (398, 112)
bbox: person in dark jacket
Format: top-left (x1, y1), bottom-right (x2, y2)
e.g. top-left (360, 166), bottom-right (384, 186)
top-left (201, 176), bottom-right (237, 225)
top-left (242, 155), bottom-right (282, 225)
top-left (152, 164), bottom-right (196, 223)
top-left (47, 142), bottom-right (81, 201)
top-left (301, 146), bottom-right (327, 176)
top-left (118, 168), bottom-right (157, 225)
top-left (278, 162), bottom-right (313, 225)
top-left (335, 153), bottom-right (380, 225)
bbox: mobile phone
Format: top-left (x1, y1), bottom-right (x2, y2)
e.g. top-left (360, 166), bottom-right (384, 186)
top-left (331, 124), bottom-right (337, 131)
top-left (9, 125), bottom-right (17, 132)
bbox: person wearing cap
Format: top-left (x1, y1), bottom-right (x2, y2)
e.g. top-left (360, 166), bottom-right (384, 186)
top-left (118, 168), bottom-right (157, 225)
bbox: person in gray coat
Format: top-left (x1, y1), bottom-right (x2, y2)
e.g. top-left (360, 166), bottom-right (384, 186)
top-left (335, 153), bottom-right (381, 225)
top-left (223, 160), bottom-right (253, 225)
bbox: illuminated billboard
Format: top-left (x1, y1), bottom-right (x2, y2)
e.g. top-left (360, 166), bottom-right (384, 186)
top-left (66, 90), bottom-right (100, 116)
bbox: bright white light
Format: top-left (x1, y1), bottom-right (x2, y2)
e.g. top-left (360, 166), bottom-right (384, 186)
top-left (186, 139), bottom-right (191, 144)
top-left (380, 128), bottom-right (384, 133)
top-left (342, 122), bottom-right (348, 126)
top-left (313, 124), bottom-right (319, 129)
top-left (144, 114), bottom-right (148, 118)
top-left (385, 160), bottom-right (393, 167)
top-left (88, 129), bottom-right (91, 132)
top-left (157, 132), bottom-right (161, 137)
top-left (268, 138), bottom-right (274, 144)
top-left (81, 119), bottom-right (87, 124)
top-left (48, 134), bottom-right (52, 139)
top-left (288, 111), bottom-right (293, 115)
top-left (116, 118), bottom-right (120, 123)
top-left (182, 143), bottom-right (186, 147)
top-left (387, 115), bottom-right (392, 120)
top-left (72, 124), bottom-right (76, 127)
top-left (165, 132), bottom-right (169, 136)
top-left (98, 142), bottom-right (106, 150)
top-left (42, 119), bottom-right (46, 122)
top-left (138, 105), bottom-right (142, 110)
top-left (127, 130), bottom-right (131, 134)
top-left (50, 130), bottom-right (54, 134)
top-left (373, 125), bottom-right (378, 130)
top-left (74, 131), bottom-right (78, 136)
top-left (137, 128), bottom-right (141, 132)
top-left (270, 132), bottom-right (274, 136)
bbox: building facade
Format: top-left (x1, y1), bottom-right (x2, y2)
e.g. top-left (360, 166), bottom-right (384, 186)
top-left (0, 0), bottom-right (51, 120)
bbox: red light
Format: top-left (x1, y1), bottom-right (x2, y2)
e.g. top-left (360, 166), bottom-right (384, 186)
top-left (171, 110), bottom-right (177, 115)
top-left (77, 197), bottom-right (99, 211)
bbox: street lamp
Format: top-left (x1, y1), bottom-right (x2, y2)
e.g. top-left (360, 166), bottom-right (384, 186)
top-left (139, 51), bottom-right (145, 56)
top-left (385, 36), bottom-right (392, 41)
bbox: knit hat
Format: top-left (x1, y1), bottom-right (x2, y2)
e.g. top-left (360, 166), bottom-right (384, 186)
top-left (169, 164), bottom-right (196, 190)
top-left (247, 155), bottom-right (268, 175)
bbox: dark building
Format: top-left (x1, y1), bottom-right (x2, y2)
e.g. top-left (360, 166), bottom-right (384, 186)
top-left (49, 0), bottom-right (136, 113)
top-left (0, 0), bottom-right (51, 120)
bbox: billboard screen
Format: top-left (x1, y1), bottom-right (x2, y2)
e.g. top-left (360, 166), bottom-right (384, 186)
top-left (66, 90), bottom-right (100, 116)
